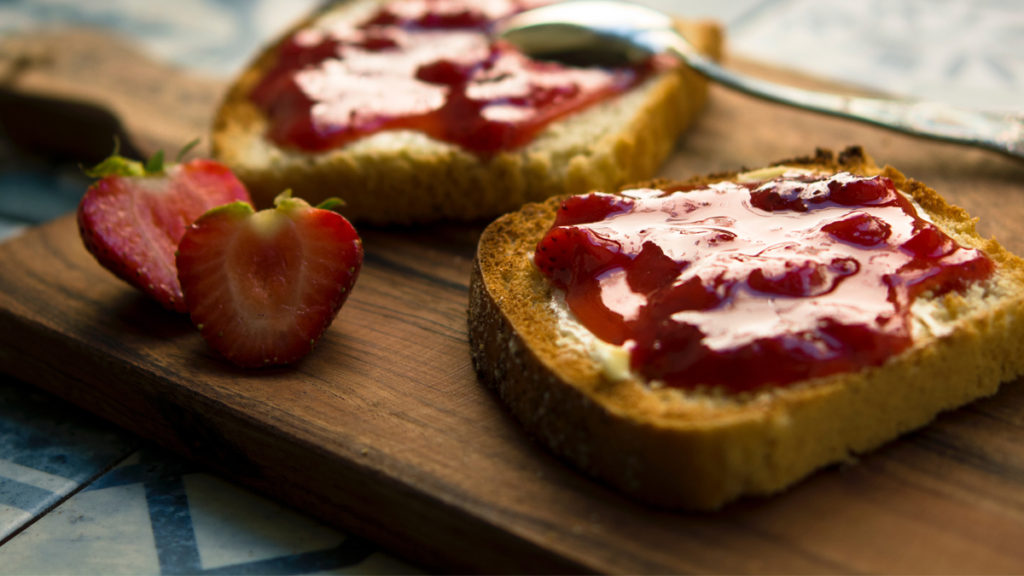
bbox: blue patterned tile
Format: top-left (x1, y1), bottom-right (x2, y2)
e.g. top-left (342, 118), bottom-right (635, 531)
top-left (186, 474), bottom-right (344, 569)
top-left (0, 476), bottom-right (57, 511)
top-left (0, 462), bottom-right (162, 574)
top-left (0, 446), bottom-right (420, 574)
top-left (0, 378), bottom-right (139, 541)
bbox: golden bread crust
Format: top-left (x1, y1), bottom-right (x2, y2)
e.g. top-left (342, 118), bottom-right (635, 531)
top-left (210, 0), bottom-right (721, 224)
top-left (468, 146), bottom-right (1024, 509)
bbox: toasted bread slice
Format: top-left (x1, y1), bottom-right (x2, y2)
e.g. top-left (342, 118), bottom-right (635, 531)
top-left (468, 146), bottom-right (1024, 509)
top-left (210, 0), bottom-right (721, 224)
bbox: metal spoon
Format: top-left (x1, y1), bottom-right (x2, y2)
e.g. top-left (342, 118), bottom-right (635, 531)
top-left (497, 0), bottom-right (1024, 160)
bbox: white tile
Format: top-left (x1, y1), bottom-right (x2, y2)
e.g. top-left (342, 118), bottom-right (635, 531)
top-left (332, 551), bottom-right (425, 575)
top-left (0, 483), bottom-right (159, 575)
top-left (0, 505), bottom-right (30, 532)
top-left (185, 473), bottom-right (343, 570)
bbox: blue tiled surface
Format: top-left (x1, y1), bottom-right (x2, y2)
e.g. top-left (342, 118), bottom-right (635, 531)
top-left (1, 0), bottom-right (1022, 573)
top-left (0, 379), bottom-right (138, 541)
top-left (0, 445), bottom-right (414, 574)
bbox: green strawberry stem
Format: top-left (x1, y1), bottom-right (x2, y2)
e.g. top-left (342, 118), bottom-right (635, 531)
top-left (84, 138), bottom-right (203, 179)
top-left (175, 138), bottom-right (201, 163)
top-left (272, 190), bottom-right (346, 215)
top-left (317, 197), bottom-right (347, 212)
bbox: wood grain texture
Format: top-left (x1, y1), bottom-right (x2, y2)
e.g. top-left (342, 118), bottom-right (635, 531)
top-left (0, 29), bottom-right (222, 161)
top-left (3, 28), bottom-right (1024, 574)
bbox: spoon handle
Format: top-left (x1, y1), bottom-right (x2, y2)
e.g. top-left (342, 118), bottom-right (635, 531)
top-left (649, 29), bottom-right (1024, 160)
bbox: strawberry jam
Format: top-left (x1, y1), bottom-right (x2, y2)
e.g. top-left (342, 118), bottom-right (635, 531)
top-left (250, 0), bottom-right (650, 154)
top-left (534, 172), bottom-right (995, 393)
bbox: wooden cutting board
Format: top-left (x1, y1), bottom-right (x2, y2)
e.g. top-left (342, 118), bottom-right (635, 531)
top-left (3, 28), bottom-right (1024, 574)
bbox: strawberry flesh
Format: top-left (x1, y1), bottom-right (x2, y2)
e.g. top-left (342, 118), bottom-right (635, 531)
top-left (176, 195), bottom-right (363, 368)
top-left (77, 158), bottom-right (250, 312)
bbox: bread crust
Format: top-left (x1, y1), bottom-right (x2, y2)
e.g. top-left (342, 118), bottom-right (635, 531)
top-left (210, 0), bottom-right (721, 224)
top-left (468, 146), bottom-right (1024, 509)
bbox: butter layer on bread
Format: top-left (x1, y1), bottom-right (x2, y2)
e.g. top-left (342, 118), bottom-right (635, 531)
top-left (468, 146), bottom-right (1024, 509)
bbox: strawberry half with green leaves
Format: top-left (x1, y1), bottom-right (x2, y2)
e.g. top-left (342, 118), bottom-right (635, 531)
top-left (175, 191), bottom-right (363, 368)
top-left (77, 143), bottom-right (251, 312)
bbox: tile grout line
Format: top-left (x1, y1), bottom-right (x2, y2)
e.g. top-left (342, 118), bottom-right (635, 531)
top-left (0, 446), bottom-right (142, 548)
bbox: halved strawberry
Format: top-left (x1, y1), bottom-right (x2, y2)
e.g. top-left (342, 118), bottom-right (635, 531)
top-left (77, 143), bottom-right (251, 312)
top-left (175, 192), bottom-right (363, 368)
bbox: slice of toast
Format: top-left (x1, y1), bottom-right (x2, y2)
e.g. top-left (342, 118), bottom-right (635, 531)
top-left (210, 0), bottom-right (721, 224)
top-left (468, 146), bottom-right (1024, 509)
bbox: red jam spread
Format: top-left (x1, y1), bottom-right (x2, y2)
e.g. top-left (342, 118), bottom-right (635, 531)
top-left (250, 0), bottom-right (652, 154)
top-left (534, 172), bottom-right (995, 393)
